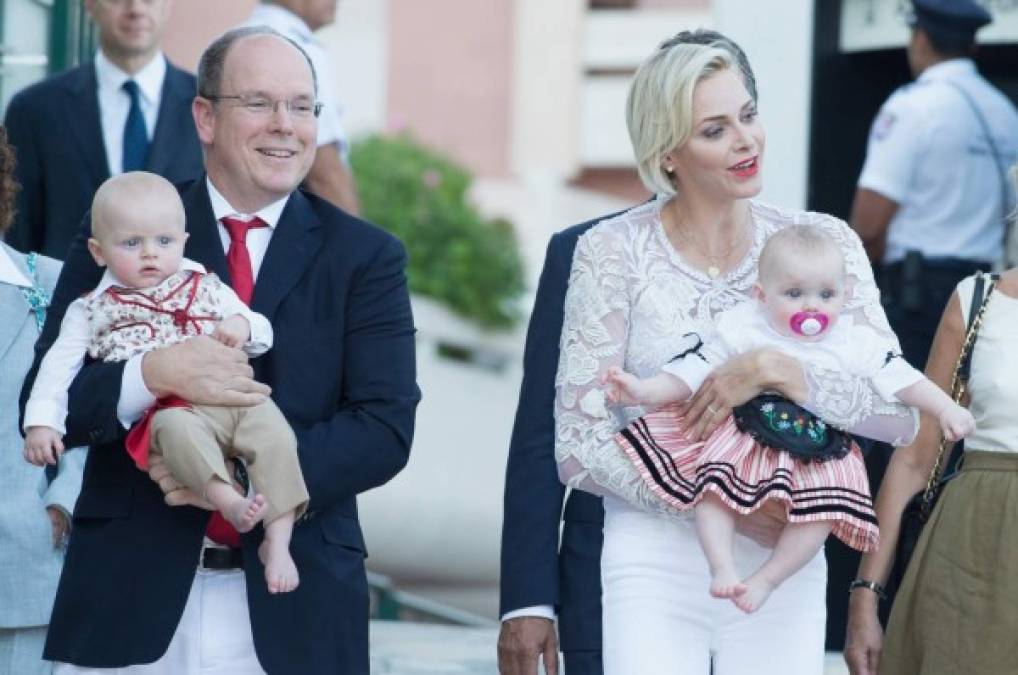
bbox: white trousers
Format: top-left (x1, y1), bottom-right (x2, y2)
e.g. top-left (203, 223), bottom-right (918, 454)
top-left (601, 497), bottom-right (826, 675)
top-left (53, 569), bottom-right (265, 675)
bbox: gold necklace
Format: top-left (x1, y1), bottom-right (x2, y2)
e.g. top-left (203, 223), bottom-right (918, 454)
top-left (669, 218), bottom-right (750, 279)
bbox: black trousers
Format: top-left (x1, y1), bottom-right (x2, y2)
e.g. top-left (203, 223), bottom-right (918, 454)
top-left (877, 256), bottom-right (991, 371)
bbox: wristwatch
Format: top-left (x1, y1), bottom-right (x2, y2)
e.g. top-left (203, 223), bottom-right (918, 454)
top-left (849, 578), bottom-right (887, 600)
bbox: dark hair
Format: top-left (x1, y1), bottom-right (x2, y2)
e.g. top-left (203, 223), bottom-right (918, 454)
top-left (920, 26), bottom-right (974, 59)
top-left (660, 29), bottom-right (758, 102)
top-left (197, 25), bottom-right (319, 100)
top-left (0, 126), bottom-right (20, 237)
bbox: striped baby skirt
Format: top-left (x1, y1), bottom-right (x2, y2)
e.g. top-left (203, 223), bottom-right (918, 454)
top-left (617, 403), bottom-right (878, 551)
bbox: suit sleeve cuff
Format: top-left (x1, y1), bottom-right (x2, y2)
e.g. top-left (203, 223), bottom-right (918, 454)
top-left (501, 605), bottom-right (556, 622)
top-left (117, 353), bottom-right (157, 428)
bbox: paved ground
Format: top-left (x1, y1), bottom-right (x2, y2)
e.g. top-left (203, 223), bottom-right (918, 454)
top-left (369, 621), bottom-right (851, 674)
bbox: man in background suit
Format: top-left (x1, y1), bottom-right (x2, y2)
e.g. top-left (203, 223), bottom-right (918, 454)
top-left (4, 0), bottom-right (203, 260)
top-left (24, 26), bottom-right (419, 674)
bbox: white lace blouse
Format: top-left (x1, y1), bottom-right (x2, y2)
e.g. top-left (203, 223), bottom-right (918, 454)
top-left (554, 198), bottom-right (920, 515)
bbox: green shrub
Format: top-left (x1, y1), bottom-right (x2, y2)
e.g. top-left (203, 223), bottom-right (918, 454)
top-left (350, 133), bottom-right (525, 330)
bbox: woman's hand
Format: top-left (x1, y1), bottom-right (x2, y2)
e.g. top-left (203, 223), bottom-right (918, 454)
top-left (682, 349), bottom-right (806, 441)
top-left (844, 590), bottom-right (884, 675)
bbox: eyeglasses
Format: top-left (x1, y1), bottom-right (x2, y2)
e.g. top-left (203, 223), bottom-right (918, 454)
top-left (204, 94), bottom-right (323, 119)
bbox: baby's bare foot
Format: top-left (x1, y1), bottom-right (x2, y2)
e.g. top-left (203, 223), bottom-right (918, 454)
top-left (259, 538), bottom-right (299, 594)
top-left (224, 494), bottom-right (268, 533)
top-left (709, 567), bottom-right (746, 599)
top-left (733, 575), bottom-right (774, 614)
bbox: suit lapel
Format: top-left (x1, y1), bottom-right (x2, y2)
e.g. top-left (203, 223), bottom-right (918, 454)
top-left (181, 179), bottom-right (230, 282)
top-left (252, 192), bottom-right (325, 321)
top-left (147, 64), bottom-right (194, 176)
top-left (0, 248), bottom-right (36, 359)
top-left (61, 64), bottom-right (111, 185)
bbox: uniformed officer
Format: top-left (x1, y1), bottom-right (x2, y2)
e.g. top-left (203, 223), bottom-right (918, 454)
top-left (851, 0), bottom-right (1018, 370)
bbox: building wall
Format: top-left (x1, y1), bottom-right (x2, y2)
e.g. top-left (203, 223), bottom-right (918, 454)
top-left (161, 0), bottom-right (255, 71)
top-left (387, 0), bottom-right (515, 177)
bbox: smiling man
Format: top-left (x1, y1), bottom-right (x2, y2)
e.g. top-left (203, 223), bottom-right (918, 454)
top-left (4, 0), bottom-right (203, 260)
top-left (25, 26), bottom-right (419, 675)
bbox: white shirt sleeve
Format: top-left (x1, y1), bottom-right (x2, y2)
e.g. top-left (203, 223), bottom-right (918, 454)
top-left (501, 605), bottom-right (556, 622)
top-left (659, 332), bottom-right (728, 394)
top-left (24, 300), bottom-right (92, 434)
top-left (118, 354), bottom-right (157, 428)
top-left (857, 91), bottom-right (928, 204)
top-left (216, 281), bottom-right (274, 356)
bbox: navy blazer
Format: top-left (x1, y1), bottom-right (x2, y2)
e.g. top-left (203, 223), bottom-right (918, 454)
top-left (4, 60), bottom-right (204, 260)
top-left (23, 179), bottom-right (420, 674)
top-left (499, 208), bottom-right (633, 661)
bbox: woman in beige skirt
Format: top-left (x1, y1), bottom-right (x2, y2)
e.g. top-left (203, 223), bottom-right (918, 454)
top-left (843, 268), bottom-right (1018, 675)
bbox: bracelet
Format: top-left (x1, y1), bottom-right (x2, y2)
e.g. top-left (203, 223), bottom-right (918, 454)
top-left (848, 578), bottom-right (887, 600)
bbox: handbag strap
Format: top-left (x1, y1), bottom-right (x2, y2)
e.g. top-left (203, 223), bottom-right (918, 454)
top-left (943, 81), bottom-right (1015, 267)
top-left (920, 271), bottom-right (998, 508)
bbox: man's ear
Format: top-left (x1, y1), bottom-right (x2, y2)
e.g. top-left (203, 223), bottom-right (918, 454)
top-left (192, 97), bottom-right (216, 146)
top-left (87, 238), bottom-right (107, 268)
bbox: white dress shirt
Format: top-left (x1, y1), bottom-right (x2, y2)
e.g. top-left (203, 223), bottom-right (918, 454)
top-left (243, 3), bottom-right (350, 159)
top-left (116, 179), bottom-right (291, 427)
top-left (94, 49), bottom-right (167, 176)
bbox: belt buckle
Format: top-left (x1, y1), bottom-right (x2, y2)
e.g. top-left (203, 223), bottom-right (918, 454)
top-left (199, 544), bottom-right (243, 570)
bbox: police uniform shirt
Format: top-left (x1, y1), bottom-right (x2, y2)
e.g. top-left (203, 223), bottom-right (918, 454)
top-left (858, 58), bottom-right (1018, 264)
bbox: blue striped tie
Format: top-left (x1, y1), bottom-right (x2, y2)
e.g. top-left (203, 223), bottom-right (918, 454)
top-left (121, 80), bottom-right (149, 172)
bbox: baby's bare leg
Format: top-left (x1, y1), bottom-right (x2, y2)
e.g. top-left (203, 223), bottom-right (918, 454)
top-left (205, 478), bottom-right (267, 533)
top-left (259, 511), bottom-right (299, 593)
top-left (735, 520), bottom-right (832, 614)
top-left (694, 494), bottom-right (745, 599)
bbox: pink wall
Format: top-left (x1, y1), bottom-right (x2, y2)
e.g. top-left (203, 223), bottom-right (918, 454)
top-left (637, 0), bottom-right (709, 7)
top-left (161, 0), bottom-right (257, 72)
top-left (387, 0), bottom-right (514, 177)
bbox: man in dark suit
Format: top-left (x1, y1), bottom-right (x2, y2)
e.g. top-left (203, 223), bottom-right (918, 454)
top-left (497, 217), bottom-right (618, 675)
top-left (23, 26), bottom-right (418, 675)
top-left (4, 0), bottom-right (203, 260)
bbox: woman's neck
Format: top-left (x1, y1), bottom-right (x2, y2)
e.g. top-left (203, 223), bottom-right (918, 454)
top-left (662, 193), bottom-right (752, 252)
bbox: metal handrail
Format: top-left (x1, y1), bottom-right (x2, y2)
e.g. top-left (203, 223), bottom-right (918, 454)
top-left (367, 572), bottom-right (496, 628)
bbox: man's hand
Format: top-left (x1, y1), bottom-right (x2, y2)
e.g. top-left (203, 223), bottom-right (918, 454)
top-left (498, 617), bottom-right (559, 675)
top-left (24, 426), bottom-right (65, 466)
top-left (148, 456), bottom-right (247, 510)
top-left (142, 335), bottom-right (271, 406)
top-left (211, 314), bottom-right (251, 349)
top-left (46, 506), bottom-right (70, 549)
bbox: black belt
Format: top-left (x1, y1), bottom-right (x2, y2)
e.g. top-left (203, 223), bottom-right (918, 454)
top-left (200, 546), bottom-right (243, 570)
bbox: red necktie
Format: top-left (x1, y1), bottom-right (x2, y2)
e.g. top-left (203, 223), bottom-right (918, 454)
top-left (206, 216), bottom-right (267, 548)
top-left (221, 216), bottom-right (267, 304)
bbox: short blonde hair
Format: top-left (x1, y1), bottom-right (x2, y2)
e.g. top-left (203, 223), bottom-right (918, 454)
top-left (626, 43), bottom-right (737, 196)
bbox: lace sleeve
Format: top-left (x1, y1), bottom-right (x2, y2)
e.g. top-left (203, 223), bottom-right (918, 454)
top-left (553, 229), bottom-right (667, 511)
top-left (801, 217), bottom-right (919, 445)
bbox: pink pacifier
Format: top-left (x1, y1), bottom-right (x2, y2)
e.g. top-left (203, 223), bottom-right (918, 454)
top-left (790, 311), bottom-right (829, 337)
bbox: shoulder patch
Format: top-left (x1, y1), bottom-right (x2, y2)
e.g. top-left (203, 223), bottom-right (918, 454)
top-left (871, 110), bottom-right (897, 141)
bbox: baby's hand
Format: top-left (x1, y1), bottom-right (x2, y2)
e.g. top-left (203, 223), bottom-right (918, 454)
top-left (602, 366), bottom-right (649, 406)
top-left (939, 404), bottom-right (975, 442)
top-left (212, 314), bottom-right (251, 349)
top-left (24, 426), bottom-right (65, 466)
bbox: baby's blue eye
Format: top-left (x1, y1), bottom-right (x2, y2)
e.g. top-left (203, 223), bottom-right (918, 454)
top-left (785, 288), bottom-right (802, 299)
top-left (158, 236), bottom-right (173, 246)
top-left (123, 238), bottom-right (140, 248)
top-left (820, 289), bottom-right (836, 300)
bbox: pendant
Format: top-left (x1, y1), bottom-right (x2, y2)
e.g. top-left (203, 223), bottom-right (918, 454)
top-left (707, 266), bottom-right (720, 279)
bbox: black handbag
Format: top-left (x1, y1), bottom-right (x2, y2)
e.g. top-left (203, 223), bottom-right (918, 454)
top-left (884, 272), bottom-right (998, 609)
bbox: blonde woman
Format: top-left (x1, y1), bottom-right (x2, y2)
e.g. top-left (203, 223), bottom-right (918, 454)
top-left (554, 36), bottom-right (917, 674)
